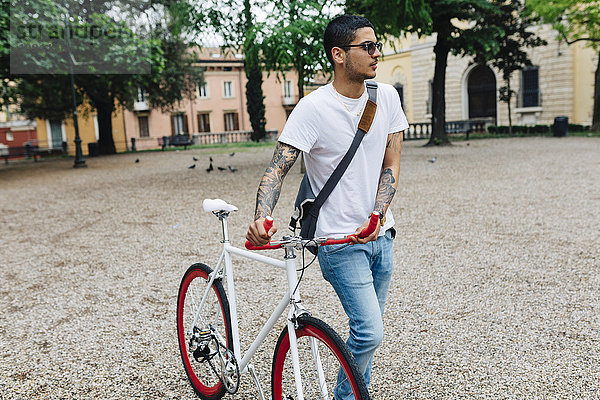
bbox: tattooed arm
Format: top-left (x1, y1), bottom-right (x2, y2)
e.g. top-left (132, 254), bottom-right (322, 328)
top-left (354, 131), bottom-right (404, 244)
top-left (246, 142), bottom-right (301, 245)
top-left (374, 131), bottom-right (403, 214)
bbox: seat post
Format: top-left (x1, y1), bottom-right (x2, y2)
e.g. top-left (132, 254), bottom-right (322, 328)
top-left (218, 212), bottom-right (230, 243)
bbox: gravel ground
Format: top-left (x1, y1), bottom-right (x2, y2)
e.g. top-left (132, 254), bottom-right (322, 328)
top-left (1, 137), bottom-right (599, 399)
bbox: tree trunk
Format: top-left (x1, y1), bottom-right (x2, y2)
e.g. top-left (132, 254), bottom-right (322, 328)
top-left (507, 79), bottom-right (513, 135)
top-left (427, 37), bottom-right (451, 146)
top-left (95, 100), bottom-right (116, 155)
top-left (297, 68), bottom-right (305, 100)
top-left (297, 63), bottom-right (306, 173)
top-left (593, 51), bottom-right (600, 132)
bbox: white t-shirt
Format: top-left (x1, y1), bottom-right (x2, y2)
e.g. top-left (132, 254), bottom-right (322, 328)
top-left (279, 82), bottom-right (409, 237)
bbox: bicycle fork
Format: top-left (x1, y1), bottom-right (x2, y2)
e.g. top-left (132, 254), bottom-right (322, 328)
top-left (284, 246), bottom-right (330, 400)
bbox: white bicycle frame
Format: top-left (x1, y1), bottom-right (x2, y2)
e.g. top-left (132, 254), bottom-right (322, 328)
top-left (190, 211), bottom-right (323, 400)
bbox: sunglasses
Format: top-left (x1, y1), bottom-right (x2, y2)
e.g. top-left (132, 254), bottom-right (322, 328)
top-left (339, 41), bottom-right (383, 55)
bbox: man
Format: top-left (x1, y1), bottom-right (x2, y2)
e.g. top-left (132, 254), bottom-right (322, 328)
top-left (246, 14), bottom-right (408, 397)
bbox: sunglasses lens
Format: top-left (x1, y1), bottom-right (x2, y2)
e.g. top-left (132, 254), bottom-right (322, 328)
top-left (366, 42), bottom-right (382, 55)
top-left (367, 42), bottom-right (375, 55)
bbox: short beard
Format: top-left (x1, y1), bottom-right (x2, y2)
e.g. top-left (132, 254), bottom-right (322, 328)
top-left (345, 53), bottom-right (376, 83)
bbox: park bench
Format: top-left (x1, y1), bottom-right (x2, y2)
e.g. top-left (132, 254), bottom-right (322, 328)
top-left (1, 144), bottom-right (40, 164)
top-left (445, 120), bottom-right (487, 140)
top-left (160, 135), bottom-right (193, 150)
top-left (446, 120), bottom-right (474, 139)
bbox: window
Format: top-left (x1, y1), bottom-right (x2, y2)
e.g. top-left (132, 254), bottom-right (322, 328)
top-left (6, 132), bottom-right (13, 141)
top-left (522, 66), bottom-right (539, 107)
top-left (137, 88), bottom-right (146, 103)
top-left (284, 80), bottom-right (293, 99)
top-left (171, 113), bottom-right (188, 135)
top-left (394, 83), bottom-right (404, 107)
top-left (224, 112), bottom-right (239, 131)
top-left (138, 116), bottom-right (149, 137)
top-left (198, 82), bottom-right (208, 98)
top-left (198, 113), bottom-right (211, 133)
top-left (426, 80), bottom-right (433, 114)
top-left (223, 81), bottom-right (233, 98)
top-left (49, 119), bottom-right (63, 148)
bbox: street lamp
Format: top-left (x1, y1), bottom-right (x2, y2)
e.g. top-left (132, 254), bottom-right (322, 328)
top-left (64, 12), bottom-right (86, 168)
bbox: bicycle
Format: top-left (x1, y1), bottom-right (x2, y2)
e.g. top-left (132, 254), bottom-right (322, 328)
top-left (176, 198), bottom-right (380, 400)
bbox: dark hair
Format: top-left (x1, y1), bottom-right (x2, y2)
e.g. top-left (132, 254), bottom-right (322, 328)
top-left (324, 15), bottom-right (375, 65)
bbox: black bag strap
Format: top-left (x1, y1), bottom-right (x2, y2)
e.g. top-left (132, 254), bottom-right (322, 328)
top-left (308, 81), bottom-right (378, 217)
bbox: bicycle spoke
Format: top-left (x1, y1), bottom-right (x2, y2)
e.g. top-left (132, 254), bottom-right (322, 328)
top-left (177, 263), bottom-right (233, 400)
top-left (272, 316), bottom-right (369, 400)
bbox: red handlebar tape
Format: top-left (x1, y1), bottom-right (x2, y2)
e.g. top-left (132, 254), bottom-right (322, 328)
top-left (245, 212), bottom-right (380, 251)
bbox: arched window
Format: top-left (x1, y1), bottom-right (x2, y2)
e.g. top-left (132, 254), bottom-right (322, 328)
top-left (468, 65), bottom-right (496, 119)
top-left (393, 83), bottom-right (404, 106)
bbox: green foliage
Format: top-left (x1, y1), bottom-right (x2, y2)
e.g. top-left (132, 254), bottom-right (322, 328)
top-left (345, 0), bottom-right (431, 38)
top-left (348, 0), bottom-right (508, 146)
top-left (243, 0), bottom-right (266, 142)
top-left (526, 0), bottom-right (600, 48)
top-left (205, 0), bottom-right (267, 141)
top-left (527, 0), bottom-right (600, 131)
top-left (3, 0), bottom-right (202, 154)
top-left (246, 65), bottom-right (267, 142)
top-left (261, 0), bottom-right (335, 98)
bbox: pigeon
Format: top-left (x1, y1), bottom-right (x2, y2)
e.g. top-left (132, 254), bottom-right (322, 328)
top-left (135, 158), bottom-right (139, 163)
top-left (206, 163), bottom-right (214, 173)
top-left (228, 165), bottom-right (237, 173)
top-left (428, 157), bottom-right (437, 163)
top-left (217, 166), bottom-right (226, 171)
top-left (230, 152), bottom-right (235, 157)
top-left (209, 156), bottom-right (213, 162)
top-left (193, 156), bottom-right (198, 161)
top-left (188, 164), bottom-right (196, 169)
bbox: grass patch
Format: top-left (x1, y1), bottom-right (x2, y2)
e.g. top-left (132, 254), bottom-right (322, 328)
top-left (450, 131), bottom-right (600, 141)
top-left (126, 140), bottom-right (276, 154)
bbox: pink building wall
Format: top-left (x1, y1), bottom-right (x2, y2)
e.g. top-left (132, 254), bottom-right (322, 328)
top-left (123, 50), bottom-right (298, 151)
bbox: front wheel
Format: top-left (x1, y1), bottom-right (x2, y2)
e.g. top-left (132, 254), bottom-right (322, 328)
top-left (177, 263), bottom-right (234, 400)
top-left (272, 315), bottom-right (370, 400)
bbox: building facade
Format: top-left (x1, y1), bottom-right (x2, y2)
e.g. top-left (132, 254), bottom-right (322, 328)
top-left (25, 49), bottom-right (298, 156)
top-left (122, 49), bottom-right (298, 151)
top-left (33, 106), bottom-right (128, 156)
top-left (377, 24), bottom-right (596, 128)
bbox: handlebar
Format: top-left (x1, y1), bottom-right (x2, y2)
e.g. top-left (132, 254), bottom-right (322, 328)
top-left (245, 212), bottom-right (380, 251)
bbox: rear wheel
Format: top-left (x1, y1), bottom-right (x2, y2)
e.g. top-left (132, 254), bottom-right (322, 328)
top-left (272, 314), bottom-right (370, 400)
top-left (177, 263), bottom-right (234, 400)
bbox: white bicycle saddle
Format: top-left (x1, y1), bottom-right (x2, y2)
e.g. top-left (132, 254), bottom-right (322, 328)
top-left (202, 198), bottom-right (238, 213)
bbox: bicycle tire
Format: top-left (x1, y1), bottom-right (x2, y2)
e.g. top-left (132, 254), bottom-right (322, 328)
top-left (177, 263), bottom-right (233, 400)
top-left (272, 314), bottom-right (371, 400)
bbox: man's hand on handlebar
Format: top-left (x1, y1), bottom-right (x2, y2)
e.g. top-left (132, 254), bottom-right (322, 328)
top-left (351, 215), bottom-right (381, 244)
top-left (246, 217), bottom-right (277, 246)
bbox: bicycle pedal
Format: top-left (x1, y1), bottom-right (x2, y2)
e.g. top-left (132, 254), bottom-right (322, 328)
top-left (192, 344), bottom-right (212, 362)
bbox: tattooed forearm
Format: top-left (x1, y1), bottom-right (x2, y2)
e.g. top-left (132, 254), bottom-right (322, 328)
top-left (255, 142), bottom-right (301, 219)
top-left (386, 131), bottom-right (404, 150)
top-left (374, 167), bottom-right (397, 214)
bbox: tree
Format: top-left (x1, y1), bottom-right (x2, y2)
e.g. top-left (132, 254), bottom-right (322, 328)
top-left (261, 0), bottom-right (334, 100)
top-left (474, 0), bottom-right (546, 134)
top-left (527, 0), bottom-right (600, 131)
top-left (347, 0), bottom-right (504, 146)
top-left (204, 0), bottom-right (267, 141)
top-left (243, 1), bottom-right (267, 142)
top-left (5, 0), bottom-right (202, 154)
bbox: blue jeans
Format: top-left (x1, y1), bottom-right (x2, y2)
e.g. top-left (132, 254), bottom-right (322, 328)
top-left (317, 228), bottom-right (395, 399)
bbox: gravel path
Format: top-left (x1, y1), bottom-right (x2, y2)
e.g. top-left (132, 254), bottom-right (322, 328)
top-left (1, 137), bottom-right (599, 399)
